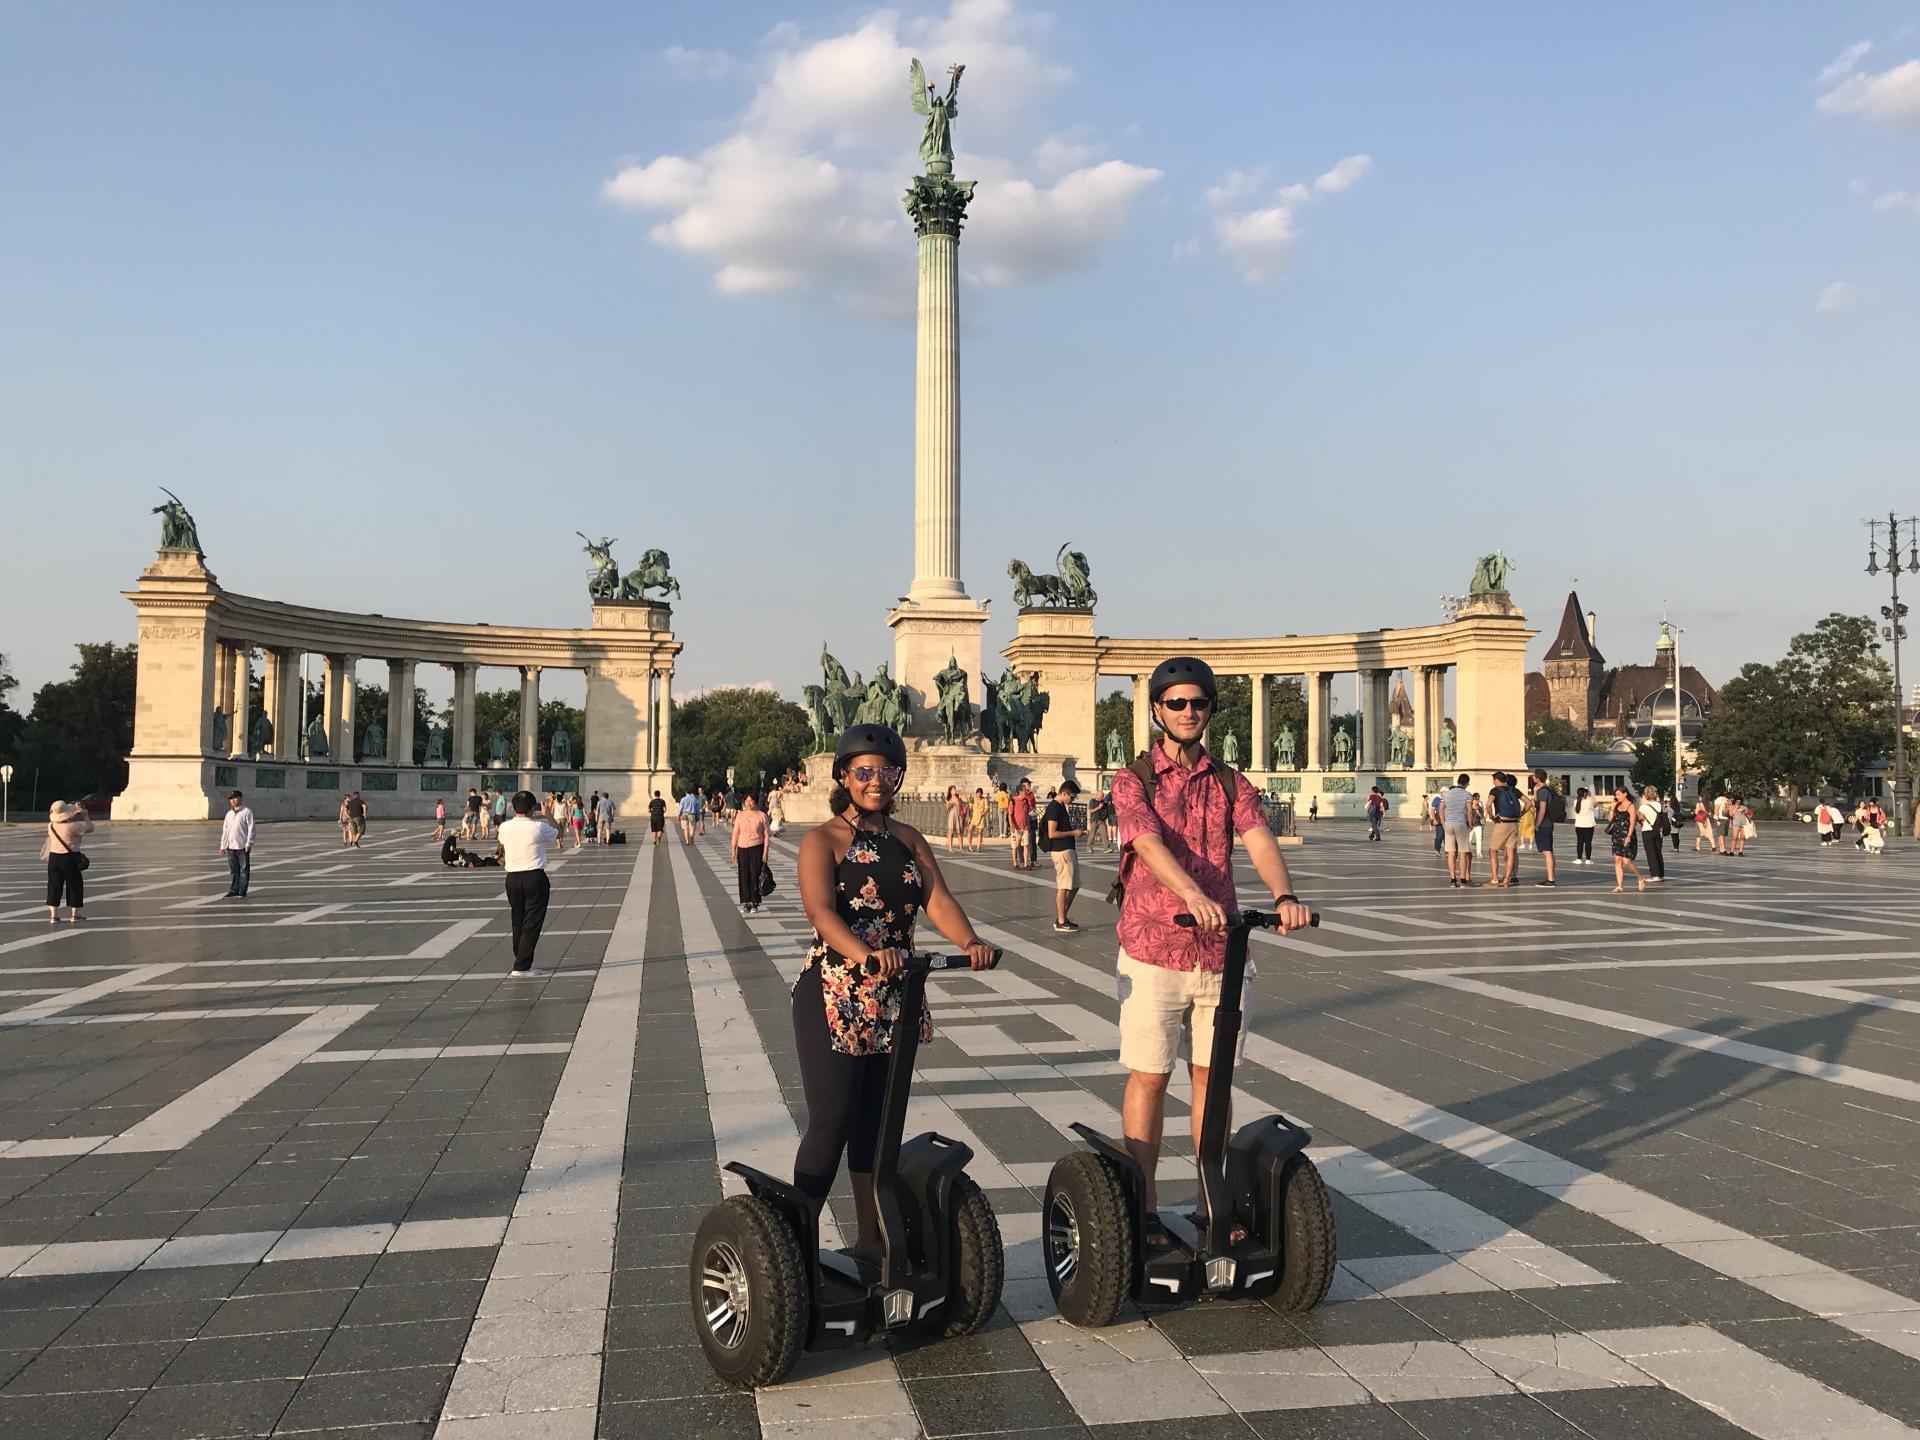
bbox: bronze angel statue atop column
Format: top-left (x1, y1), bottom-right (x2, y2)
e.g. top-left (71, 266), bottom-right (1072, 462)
top-left (910, 59), bottom-right (964, 173)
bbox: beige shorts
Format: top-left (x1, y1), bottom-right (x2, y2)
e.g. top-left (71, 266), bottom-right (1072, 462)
top-left (1488, 820), bottom-right (1518, 849)
top-left (1115, 949), bottom-right (1249, 1074)
top-left (1050, 847), bottom-right (1080, 890)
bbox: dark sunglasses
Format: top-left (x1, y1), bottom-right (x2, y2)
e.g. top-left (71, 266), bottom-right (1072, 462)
top-left (1159, 696), bottom-right (1213, 713)
top-left (849, 765), bottom-right (905, 785)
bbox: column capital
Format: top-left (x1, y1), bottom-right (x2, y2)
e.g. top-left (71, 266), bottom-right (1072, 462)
top-left (905, 173), bottom-right (976, 237)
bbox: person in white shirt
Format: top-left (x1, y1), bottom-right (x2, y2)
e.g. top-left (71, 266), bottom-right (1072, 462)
top-left (1638, 785), bottom-right (1666, 883)
top-left (219, 791), bottom-right (256, 897)
top-left (498, 790), bottom-right (560, 976)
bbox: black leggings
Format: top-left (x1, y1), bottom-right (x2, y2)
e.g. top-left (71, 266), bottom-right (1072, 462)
top-left (1574, 828), bottom-right (1594, 862)
top-left (46, 854), bottom-right (84, 908)
top-left (737, 844), bottom-right (764, 905)
top-left (1643, 831), bottom-right (1665, 879)
top-left (791, 965), bottom-right (889, 1202)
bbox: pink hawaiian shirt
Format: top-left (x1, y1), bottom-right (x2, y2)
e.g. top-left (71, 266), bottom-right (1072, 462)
top-left (1112, 746), bottom-right (1270, 972)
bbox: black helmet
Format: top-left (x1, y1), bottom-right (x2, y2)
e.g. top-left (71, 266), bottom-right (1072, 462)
top-left (832, 723), bottom-right (909, 780)
top-left (1148, 656), bottom-right (1218, 704)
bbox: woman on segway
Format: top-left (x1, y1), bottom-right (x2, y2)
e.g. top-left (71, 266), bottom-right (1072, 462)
top-left (794, 723), bottom-right (998, 1260)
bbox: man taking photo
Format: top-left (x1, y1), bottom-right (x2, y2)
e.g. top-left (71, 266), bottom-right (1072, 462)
top-left (1109, 657), bottom-right (1312, 1229)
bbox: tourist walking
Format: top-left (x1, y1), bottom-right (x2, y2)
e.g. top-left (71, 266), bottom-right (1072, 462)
top-left (463, 788), bottom-right (481, 839)
top-left (733, 793), bottom-right (771, 914)
top-left (499, 791), bottom-right (559, 976)
top-left (1665, 794), bottom-right (1682, 850)
top-left (1009, 779), bottom-right (1036, 869)
top-left (1637, 786), bottom-right (1665, 882)
top-left (1532, 770), bottom-right (1562, 886)
top-left (337, 796), bottom-right (352, 847)
top-left (1087, 784), bottom-right (1114, 853)
top-left (790, 724), bottom-right (995, 1257)
top-left (1469, 791), bottom-right (1485, 859)
top-left (43, 800), bottom-right (93, 923)
top-left (1308, 796), bottom-right (1318, 823)
top-left (1108, 656), bottom-right (1312, 1220)
top-left (596, 791), bottom-right (615, 843)
top-left (994, 782), bottom-right (1011, 840)
top-left (219, 790), bottom-right (255, 898)
top-left (1572, 787), bottom-right (1596, 864)
top-left (433, 799), bottom-right (447, 839)
top-left (1816, 799), bottom-right (1839, 846)
top-left (1044, 779), bottom-right (1086, 932)
top-left (1606, 786), bottom-right (1646, 892)
top-left (945, 786), bottom-right (964, 852)
top-left (1364, 786), bottom-right (1386, 842)
top-left (647, 790), bottom-right (666, 844)
top-left (678, 788), bottom-right (700, 845)
top-left (1729, 795), bottom-right (1752, 855)
top-left (1439, 773), bottom-right (1473, 887)
top-left (1711, 790), bottom-right (1732, 854)
top-left (1429, 789), bottom-right (1446, 859)
top-left (344, 791), bottom-right (367, 848)
top-left (968, 788), bottom-right (989, 852)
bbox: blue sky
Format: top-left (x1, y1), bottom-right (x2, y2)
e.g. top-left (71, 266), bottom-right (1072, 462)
top-left (3, 2), bottom-right (1917, 713)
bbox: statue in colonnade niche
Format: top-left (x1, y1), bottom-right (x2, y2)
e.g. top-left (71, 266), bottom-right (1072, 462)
top-left (1437, 721), bottom-right (1457, 768)
top-left (250, 712), bottom-right (273, 758)
top-left (1331, 724), bottom-right (1354, 768)
top-left (488, 729), bottom-right (509, 767)
top-left (305, 715), bottom-right (329, 759)
top-left (425, 723), bottom-right (446, 764)
top-left (362, 717), bottom-right (384, 762)
top-left (1105, 728), bottom-right (1125, 770)
top-left (1221, 729), bottom-right (1240, 768)
top-left (1274, 727), bottom-right (1296, 771)
top-left (1388, 723), bottom-right (1411, 767)
top-left (210, 707), bottom-right (229, 754)
top-left (551, 726), bottom-right (572, 769)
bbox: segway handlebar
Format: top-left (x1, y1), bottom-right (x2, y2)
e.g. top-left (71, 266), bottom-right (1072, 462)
top-left (1175, 908), bottom-right (1319, 930)
top-left (863, 948), bottom-right (1002, 975)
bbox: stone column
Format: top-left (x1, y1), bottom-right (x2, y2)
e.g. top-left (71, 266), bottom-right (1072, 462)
top-left (338, 658), bottom-right (357, 763)
top-left (1412, 666), bottom-right (1431, 771)
top-left (213, 644), bottom-right (233, 744)
top-left (451, 663), bottom-right (476, 769)
top-left (386, 659), bottom-right (415, 764)
top-left (1249, 672), bottom-right (1269, 773)
top-left (657, 667), bottom-right (673, 773)
top-left (904, 169), bottom-right (975, 603)
top-left (322, 655), bottom-right (348, 763)
top-left (281, 651), bottom-right (307, 759)
top-left (230, 644), bottom-right (252, 759)
top-left (1362, 670), bottom-right (1388, 769)
top-left (519, 665), bottom-right (541, 770)
top-left (1306, 672), bottom-right (1327, 770)
top-left (1132, 673), bottom-right (1153, 756)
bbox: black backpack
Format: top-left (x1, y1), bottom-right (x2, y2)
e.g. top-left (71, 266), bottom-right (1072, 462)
top-left (1105, 751), bottom-right (1238, 907)
top-left (1544, 787), bottom-right (1567, 824)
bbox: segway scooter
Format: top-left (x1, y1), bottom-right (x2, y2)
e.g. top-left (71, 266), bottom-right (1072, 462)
top-left (690, 949), bottom-right (1005, 1388)
top-left (1042, 908), bottom-right (1335, 1326)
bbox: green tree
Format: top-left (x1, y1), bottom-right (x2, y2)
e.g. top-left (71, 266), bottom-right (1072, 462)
top-left (1693, 612), bottom-right (1893, 809)
top-left (350, 683), bottom-right (437, 762)
top-left (673, 688), bottom-right (811, 793)
top-left (0, 653), bottom-right (23, 758)
top-left (15, 643), bottom-right (139, 803)
top-left (1630, 728), bottom-right (1675, 794)
top-left (1527, 715), bottom-right (1606, 752)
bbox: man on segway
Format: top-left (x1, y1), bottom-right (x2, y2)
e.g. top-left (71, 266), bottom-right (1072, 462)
top-left (1108, 656), bottom-right (1314, 1233)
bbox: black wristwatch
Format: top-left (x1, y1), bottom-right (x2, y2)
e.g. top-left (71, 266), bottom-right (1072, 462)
top-left (1274, 892), bottom-right (1300, 905)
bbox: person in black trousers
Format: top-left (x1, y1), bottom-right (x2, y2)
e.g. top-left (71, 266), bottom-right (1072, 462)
top-left (44, 801), bottom-right (94, 923)
top-left (498, 791), bottom-right (558, 976)
top-left (732, 793), bottom-right (770, 915)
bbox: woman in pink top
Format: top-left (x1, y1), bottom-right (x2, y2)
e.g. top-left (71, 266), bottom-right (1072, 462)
top-left (732, 794), bottom-right (772, 915)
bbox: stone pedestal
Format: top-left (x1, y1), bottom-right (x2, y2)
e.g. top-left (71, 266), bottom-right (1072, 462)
top-left (887, 598), bottom-right (989, 735)
top-left (117, 551), bottom-right (223, 819)
top-left (1000, 607), bottom-right (1097, 769)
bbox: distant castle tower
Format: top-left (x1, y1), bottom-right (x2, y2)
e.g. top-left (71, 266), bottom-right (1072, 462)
top-left (1543, 591), bottom-right (1604, 731)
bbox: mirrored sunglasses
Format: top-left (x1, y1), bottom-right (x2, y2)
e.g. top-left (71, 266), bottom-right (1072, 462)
top-left (850, 765), bottom-right (905, 785)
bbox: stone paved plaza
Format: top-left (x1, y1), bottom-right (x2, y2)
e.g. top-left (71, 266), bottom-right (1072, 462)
top-left (2, 816), bottom-right (1919, 1439)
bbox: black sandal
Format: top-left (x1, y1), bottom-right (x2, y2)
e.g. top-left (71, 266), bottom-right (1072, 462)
top-left (1143, 1215), bottom-right (1175, 1249)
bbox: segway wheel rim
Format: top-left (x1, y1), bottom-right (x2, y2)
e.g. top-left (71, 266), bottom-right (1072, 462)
top-left (1046, 1189), bottom-right (1081, 1289)
top-left (699, 1238), bottom-right (752, 1350)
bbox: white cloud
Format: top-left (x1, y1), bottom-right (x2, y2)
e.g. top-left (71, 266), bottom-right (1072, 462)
top-left (1817, 47), bottom-right (1920, 127)
top-left (1202, 153), bottom-right (1371, 285)
top-left (1873, 188), bottom-right (1920, 214)
top-left (1816, 280), bottom-right (1861, 313)
top-left (1817, 40), bottom-right (1873, 87)
top-left (606, 1), bottom-right (1157, 314)
top-left (663, 45), bottom-right (740, 79)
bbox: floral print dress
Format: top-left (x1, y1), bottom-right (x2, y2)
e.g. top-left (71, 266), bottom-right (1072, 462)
top-left (800, 822), bottom-right (931, 1056)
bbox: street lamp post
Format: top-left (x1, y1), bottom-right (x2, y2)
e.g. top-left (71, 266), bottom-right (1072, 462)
top-left (1655, 619), bottom-right (1686, 802)
top-left (1, 764), bottom-right (11, 826)
top-left (1865, 513), bottom-right (1918, 838)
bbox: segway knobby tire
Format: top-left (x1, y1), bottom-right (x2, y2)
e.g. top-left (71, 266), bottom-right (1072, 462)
top-left (930, 1173), bottom-right (1003, 1337)
top-left (1042, 1150), bottom-right (1134, 1328)
top-left (1265, 1155), bottom-right (1336, 1314)
top-left (690, 1195), bottom-right (809, 1387)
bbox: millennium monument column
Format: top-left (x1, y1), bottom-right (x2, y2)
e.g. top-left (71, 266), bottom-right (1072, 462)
top-left (888, 59), bottom-right (989, 738)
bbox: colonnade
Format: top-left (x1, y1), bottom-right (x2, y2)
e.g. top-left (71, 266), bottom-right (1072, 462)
top-left (119, 549), bottom-right (682, 820)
